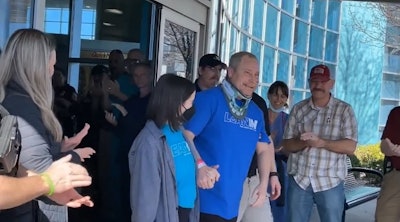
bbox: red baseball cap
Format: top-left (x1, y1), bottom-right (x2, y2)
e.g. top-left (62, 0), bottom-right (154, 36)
top-left (309, 65), bottom-right (331, 81)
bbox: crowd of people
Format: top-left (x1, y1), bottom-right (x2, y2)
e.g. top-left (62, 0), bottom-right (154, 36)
top-left (0, 27), bottom-right (398, 222)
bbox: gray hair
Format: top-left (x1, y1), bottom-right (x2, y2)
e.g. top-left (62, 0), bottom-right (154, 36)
top-left (0, 29), bottom-right (63, 141)
top-left (229, 51), bottom-right (258, 70)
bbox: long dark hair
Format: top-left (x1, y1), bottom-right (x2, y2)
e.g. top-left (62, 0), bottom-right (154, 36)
top-left (147, 74), bottom-right (195, 131)
top-left (268, 81), bottom-right (289, 98)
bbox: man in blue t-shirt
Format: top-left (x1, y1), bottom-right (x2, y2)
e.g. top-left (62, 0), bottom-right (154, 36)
top-left (185, 51), bottom-right (281, 222)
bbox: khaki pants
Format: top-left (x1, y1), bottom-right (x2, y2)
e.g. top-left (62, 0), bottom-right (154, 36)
top-left (375, 170), bottom-right (400, 222)
top-left (237, 175), bottom-right (273, 222)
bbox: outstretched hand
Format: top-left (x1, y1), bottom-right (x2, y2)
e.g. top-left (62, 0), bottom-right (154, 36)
top-left (61, 123), bottom-right (90, 152)
top-left (74, 148), bottom-right (96, 162)
top-left (49, 189), bottom-right (94, 208)
top-left (44, 154), bottom-right (92, 194)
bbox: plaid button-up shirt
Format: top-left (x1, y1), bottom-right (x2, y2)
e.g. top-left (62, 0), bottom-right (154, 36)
top-left (283, 96), bottom-right (358, 192)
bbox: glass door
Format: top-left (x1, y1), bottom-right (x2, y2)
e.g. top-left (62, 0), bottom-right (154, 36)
top-left (157, 7), bottom-right (200, 81)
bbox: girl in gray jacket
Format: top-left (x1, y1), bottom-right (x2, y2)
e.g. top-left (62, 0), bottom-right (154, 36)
top-left (129, 74), bottom-right (199, 222)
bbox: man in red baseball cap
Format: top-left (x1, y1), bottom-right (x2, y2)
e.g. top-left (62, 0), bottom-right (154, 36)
top-left (282, 64), bottom-right (358, 222)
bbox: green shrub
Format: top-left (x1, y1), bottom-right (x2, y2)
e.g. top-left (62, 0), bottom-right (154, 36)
top-left (351, 143), bottom-right (384, 171)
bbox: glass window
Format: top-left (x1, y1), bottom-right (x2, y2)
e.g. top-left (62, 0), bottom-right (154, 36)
top-left (327, 0), bottom-right (340, 31)
top-left (45, 22), bottom-right (62, 33)
top-left (293, 56), bottom-right (306, 88)
top-left (251, 40), bottom-right (262, 61)
top-left (277, 51), bottom-right (290, 83)
top-left (46, 8), bottom-right (62, 22)
top-left (384, 47), bottom-right (400, 73)
top-left (381, 74), bottom-right (400, 100)
top-left (252, 0), bottom-right (264, 39)
top-left (325, 32), bottom-right (338, 62)
top-left (81, 23), bottom-right (94, 36)
top-left (242, 0), bottom-right (250, 32)
top-left (81, 8), bottom-right (96, 39)
top-left (44, 0), bottom-right (70, 35)
top-left (232, 0), bottom-right (240, 24)
top-left (311, 0), bottom-right (326, 27)
top-left (291, 90), bottom-right (304, 107)
top-left (221, 21), bottom-right (228, 57)
top-left (309, 26), bottom-right (324, 59)
top-left (60, 22), bottom-right (68, 34)
top-left (295, 0), bottom-right (310, 20)
top-left (162, 20), bottom-right (197, 81)
top-left (307, 59), bottom-right (319, 89)
top-left (269, 0), bottom-right (279, 7)
top-left (261, 86), bottom-right (268, 101)
top-left (294, 20), bottom-right (308, 54)
top-left (282, 0), bottom-right (295, 14)
top-left (61, 8), bottom-right (69, 22)
top-left (240, 34), bottom-right (249, 51)
top-left (380, 100), bottom-right (398, 125)
top-left (7, 0), bottom-right (34, 40)
top-left (325, 63), bottom-right (336, 82)
top-left (82, 9), bottom-right (95, 23)
top-left (265, 6), bottom-right (278, 45)
top-left (263, 46), bottom-right (276, 84)
top-left (230, 26), bottom-right (237, 56)
top-left (279, 13), bottom-right (293, 51)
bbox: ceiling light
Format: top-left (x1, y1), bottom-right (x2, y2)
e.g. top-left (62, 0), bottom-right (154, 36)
top-left (103, 22), bottom-right (116, 27)
top-left (104, 8), bottom-right (123, 15)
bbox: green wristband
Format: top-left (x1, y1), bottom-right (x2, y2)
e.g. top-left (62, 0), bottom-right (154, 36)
top-left (40, 173), bottom-right (55, 196)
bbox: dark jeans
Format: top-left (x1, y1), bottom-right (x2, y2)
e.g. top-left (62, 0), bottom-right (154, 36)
top-left (179, 207), bottom-right (192, 222)
top-left (200, 213), bottom-right (237, 222)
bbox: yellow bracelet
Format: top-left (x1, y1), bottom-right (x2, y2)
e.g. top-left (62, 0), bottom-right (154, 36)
top-left (40, 173), bottom-right (55, 196)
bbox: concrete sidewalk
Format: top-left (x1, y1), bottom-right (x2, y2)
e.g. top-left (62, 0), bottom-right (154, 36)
top-left (310, 199), bottom-right (376, 222)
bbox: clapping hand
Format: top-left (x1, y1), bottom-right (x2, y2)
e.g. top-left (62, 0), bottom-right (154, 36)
top-left (382, 138), bottom-right (400, 156)
top-left (50, 189), bottom-right (94, 208)
top-left (44, 155), bottom-right (92, 194)
top-left (74, 148), bottom-right (96, 162)
top-left (61, 123), bottom-right (90, 152)
top-left (300, 132), bottom-right (325, 148)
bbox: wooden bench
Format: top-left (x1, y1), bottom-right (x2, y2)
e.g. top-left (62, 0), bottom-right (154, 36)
top-left (343, 156), bottom-right (383, 220)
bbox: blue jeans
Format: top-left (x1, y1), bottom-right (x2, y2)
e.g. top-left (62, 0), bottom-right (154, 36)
top-left (287, 176), bottom-right (345, 222)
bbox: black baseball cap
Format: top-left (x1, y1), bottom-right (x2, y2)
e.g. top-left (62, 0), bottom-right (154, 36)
top-left (91, 65), bottom-right (109, 76)
top-left (199, 54), bottom-right (227, 69)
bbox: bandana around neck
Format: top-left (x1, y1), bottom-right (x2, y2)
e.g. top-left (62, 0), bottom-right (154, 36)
top-left (220, 79), bottom-right (252, 119)
top-left (269, 105), bottom-right (285, 113)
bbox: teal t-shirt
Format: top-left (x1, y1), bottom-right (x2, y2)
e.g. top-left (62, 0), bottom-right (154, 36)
top-left (161, 125), bottom-right (196, 208)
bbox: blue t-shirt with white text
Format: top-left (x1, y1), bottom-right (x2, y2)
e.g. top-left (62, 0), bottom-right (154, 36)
top-left (185, 86), bottom-right (270, 219)
top-left (162, 125), bottom-right (196, 208)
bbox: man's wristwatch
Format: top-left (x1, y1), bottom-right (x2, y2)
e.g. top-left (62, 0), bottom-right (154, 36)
top-left (269, 172), bottom-right (279, 178)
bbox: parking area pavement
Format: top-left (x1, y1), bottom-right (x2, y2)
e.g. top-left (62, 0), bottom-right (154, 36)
top-left (310, 199), bottom-right (376, 222)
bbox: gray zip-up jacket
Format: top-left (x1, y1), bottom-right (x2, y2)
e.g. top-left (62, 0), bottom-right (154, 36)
top-left (129, 120), bottom-right (199, 222)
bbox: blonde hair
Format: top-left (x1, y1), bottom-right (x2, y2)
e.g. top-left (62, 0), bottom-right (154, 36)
top-left (0, 29), bottom-right (63, 141)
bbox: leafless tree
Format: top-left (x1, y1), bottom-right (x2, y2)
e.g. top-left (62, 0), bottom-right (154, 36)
top-left (349, 2), bottom-right (400, 53)
top-left (338, 3), bottom-right (384, 144)
top-left (163, 21), bottom-right (196, 80)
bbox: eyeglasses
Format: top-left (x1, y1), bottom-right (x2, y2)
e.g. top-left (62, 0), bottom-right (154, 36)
top-left (125, 58), bottom-right (141, 65)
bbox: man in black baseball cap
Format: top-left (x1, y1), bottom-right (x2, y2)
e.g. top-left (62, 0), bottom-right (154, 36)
top-left (195, 53), bottom-right (227, 92)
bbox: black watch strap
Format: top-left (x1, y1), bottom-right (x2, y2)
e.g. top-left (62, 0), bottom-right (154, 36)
top-left (269, 172), bottom-right (279, 178)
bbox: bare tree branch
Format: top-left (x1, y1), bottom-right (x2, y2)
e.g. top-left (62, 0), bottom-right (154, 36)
top-left (349, 2), bottom-right (400, 53)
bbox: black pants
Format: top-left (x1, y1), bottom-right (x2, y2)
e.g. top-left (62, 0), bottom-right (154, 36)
top-left (178, 207), bottom-right (192, 222)
top-left (200, 213), bottom-right (237, 222)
